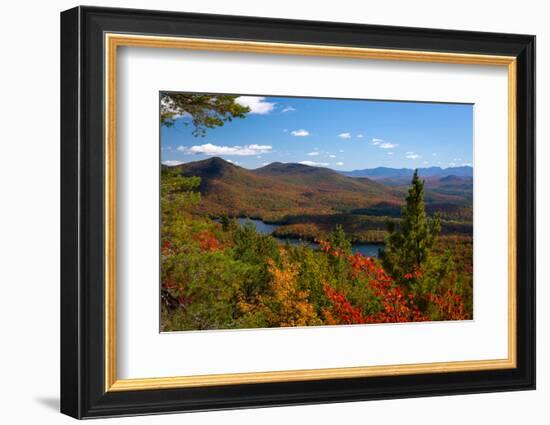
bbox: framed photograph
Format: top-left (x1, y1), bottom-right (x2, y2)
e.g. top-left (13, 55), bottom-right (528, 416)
top-left (60, 6), bottom-right (535, 419)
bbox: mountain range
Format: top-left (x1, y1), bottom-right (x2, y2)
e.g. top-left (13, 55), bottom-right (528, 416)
top-left (341, 165), bottom-right (473, 180)
top-left (166, 157), bottom-right (473, 222)
top-left (170, 157), bottom-right (399, 220)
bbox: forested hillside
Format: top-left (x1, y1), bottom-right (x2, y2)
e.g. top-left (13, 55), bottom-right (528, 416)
top-left (167, 158), bottom-right (473, 243)
top-left (161, 168), bottom-right (473, 331)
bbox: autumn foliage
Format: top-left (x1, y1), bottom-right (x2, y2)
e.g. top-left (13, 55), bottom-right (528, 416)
top-left (427, 289), bottom-right (470, 321)
top-left (160, 168), bottom-right (473, 331)
top-left (320, 246), bottom-right (427, 325)
top-left (194, 230), bottom-right (223, 251)
top-left (239, 257), bottom-right (320, 327)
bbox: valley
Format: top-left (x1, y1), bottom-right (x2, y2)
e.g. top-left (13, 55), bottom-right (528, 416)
top-left (169, 157), bottom-right (473, 244)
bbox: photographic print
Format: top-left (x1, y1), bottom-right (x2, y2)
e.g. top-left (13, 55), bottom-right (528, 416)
top-left (160, 92), bottom-right (473, 332)
top-left (61, 9), bottom-right (535, 417)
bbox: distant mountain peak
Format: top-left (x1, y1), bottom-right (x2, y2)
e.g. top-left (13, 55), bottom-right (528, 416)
top-left (200, 156), bottom-right (235, 166)
top-left (439, 174), bottom-right (471, 183)
top-left (255, 162), bottom-right (342, 181)
top-left (341, 165), bottom-right (472, 180)
top-left (257, 162), bottom-right (311, 172)
top-left (176, 156), bottom-right (240, 181)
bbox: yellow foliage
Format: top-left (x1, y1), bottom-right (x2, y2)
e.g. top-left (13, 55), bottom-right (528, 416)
top-left (262, 257), bottom-right (319, 327)
top-left (236, 254), bottom-right (320, 328)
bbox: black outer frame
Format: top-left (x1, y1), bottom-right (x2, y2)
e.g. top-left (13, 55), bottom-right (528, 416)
top-left (60, 5), bottom-right (535, 419)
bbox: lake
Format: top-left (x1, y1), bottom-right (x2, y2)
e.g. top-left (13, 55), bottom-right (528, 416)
top-left (236, 218), bottom-right (382, 258)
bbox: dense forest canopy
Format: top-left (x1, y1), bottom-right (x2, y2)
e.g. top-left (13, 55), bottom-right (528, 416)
top-left (161, 167), bottom-right (472, 331)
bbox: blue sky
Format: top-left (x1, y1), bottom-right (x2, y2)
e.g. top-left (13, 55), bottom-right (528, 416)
top-left (161, 95), bottom-right (473, 171)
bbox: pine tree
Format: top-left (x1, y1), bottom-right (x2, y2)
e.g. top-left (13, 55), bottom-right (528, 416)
top-left (328, 224), bottom-right (352, 256)
top-left (381, 170), bottom-right (441, 285)
top-left (160, 93), bottom-right (250, 136)
top-left (325, 224), bottom-right (352, 278)
top-left (220, 214), bottom-right (231, 231)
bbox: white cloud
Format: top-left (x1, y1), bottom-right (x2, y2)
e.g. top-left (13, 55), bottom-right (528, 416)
top-left (387, 152), bottom-right (394, 155)
top-left (281, 106), bottom-right (296, 113)
top-left (371, 138), bottom-right (397, 149)
top-left (225, 159), bottom-right (242, 166)
top-left (423, 161), bottom-right (429, 165)
top-left (335, 161), bottom-right (344, 166)
top-left (356, 134), bottom-right (364, 138)
top-left (432, 153), bottom-right (437, 157)
top-left (338, 132), bottom-right (352, 139)
top-left (307, 151), bottom-right (320, 156)
top-left (177, 143), bottom-right (272, 156)
top-left (299, 160), bottom-right (329, 167)
top-left (449, 162), bottom-right (456, 167)
top-left (406, 152), bottom-right (421, 159)
top-left (329, 154), bottom-right (336, 158)
top-left (162, 160), bottom-right (185, 166)
top-left (291, 129), bottom-right (310, 137)
top-left (261, 162), bottom-right (271, 166)
top-left (235, 96), bottom-right (275, 114)
top-left (339, 149), bottom-right (344, 153)
top-left (462, 162), bottom-right (473, 167)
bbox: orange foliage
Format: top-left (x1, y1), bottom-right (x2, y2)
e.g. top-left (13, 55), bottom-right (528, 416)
top-left (194, 230), bottom-right (223, 251)
top-left (322, 247), bottom-right (428, 324)
top-left (427, 289), bottom-right (471, 320)
top-left (323, 284), bottom-right (367, 324)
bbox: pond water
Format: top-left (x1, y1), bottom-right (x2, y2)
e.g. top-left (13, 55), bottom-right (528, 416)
top-left (236, 218), bottom-right (280, 234)
top-left (236, 218), bottom-right (382, 258)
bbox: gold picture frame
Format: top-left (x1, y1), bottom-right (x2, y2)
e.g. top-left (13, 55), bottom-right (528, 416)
top-left (104, 33), bottom-right (517, 392)
top-left (61, 6), bottom-right (534, 419)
